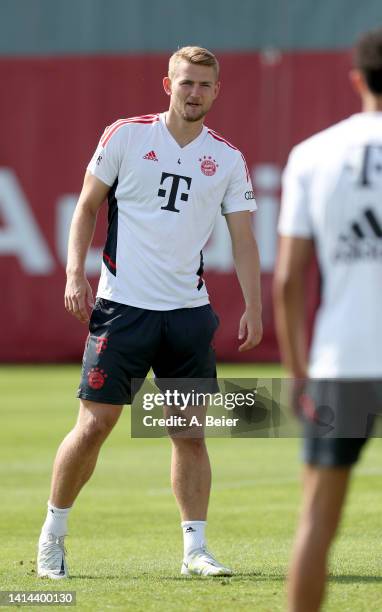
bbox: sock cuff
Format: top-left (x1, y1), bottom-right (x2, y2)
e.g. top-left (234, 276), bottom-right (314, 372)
top-left (47, 501), bottom-right (72, 514)
top-left (181, 520), bottom-right (206, 528)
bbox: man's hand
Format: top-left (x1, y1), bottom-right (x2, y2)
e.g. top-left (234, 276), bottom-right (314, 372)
top-left (291, 376), bottom-right (308, 420)
top-left (64, 273), bottom-right (94, 324)
top-left (238, 305), bottom-right (263, 352)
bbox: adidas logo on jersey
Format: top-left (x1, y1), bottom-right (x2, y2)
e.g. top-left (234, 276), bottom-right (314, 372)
top-left (143, 150), bottom-right (159, 162)
top-left (333, 207), bottom-right (382, 262)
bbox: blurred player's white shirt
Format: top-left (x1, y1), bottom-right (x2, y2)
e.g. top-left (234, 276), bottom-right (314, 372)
top-left (279, 112), bottom-right (382, 378)
top-left (88, 113), bottom-right (255, 310)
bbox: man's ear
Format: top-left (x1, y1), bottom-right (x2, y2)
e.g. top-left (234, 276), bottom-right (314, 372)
top-left (349, 69), bottom-right (366, 96)
top-left (163, 76), bottom-right (172, 96)
top-left (214, 80), bottom-right (221, 100)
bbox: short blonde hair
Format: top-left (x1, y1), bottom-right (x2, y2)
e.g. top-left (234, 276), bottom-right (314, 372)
top-left (168, 46), bottom-right (220, 79)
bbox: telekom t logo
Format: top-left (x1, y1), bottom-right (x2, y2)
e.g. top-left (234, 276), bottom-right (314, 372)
top-left (158, 172), bottom-right (192, 213)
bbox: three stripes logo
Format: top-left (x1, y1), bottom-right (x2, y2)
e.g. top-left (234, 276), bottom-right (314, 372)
top-left (334, 208), bottom-right (382, 262)
top-left (143, 150), bottom-right (159, 162)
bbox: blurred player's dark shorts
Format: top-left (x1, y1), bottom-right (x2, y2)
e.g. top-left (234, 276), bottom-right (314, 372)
top-left (77, 298), bottom-right (219, 405)
top-left (299, 379), bottom-right (382, 466)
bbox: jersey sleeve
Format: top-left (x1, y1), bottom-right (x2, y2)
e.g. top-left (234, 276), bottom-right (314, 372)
top-left (87, 124), bottom-right (124, 186)
top-left (221, 152), bottom-right (257, 215)
top-left (278, 146), bottom-right (313, 237)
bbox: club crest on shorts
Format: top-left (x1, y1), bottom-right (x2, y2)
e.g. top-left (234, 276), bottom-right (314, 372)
top-left (88, 367), bottom-right (108, 390)
top-left (199, 156), bottom-right (218, 176)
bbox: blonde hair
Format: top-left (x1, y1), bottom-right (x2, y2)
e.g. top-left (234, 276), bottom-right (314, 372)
top-left (168, 46), bottom-right (219, 79)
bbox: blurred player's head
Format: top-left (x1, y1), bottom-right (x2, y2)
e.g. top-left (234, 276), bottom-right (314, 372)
top-left (164, 46), bottom-right (220, 122)
top-left (351, 27), bottom-right (382, 107)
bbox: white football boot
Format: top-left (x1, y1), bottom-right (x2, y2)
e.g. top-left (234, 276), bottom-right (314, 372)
top-left (37, 532), bottom-right (69, 579)
top-left (181, 547), bottom-right (233, 577)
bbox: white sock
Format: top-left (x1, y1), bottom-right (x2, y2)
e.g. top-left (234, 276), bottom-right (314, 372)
top-left (181, 520), bottom-right (206, 558)
top-left (41, 501), bottom-right (72, 538)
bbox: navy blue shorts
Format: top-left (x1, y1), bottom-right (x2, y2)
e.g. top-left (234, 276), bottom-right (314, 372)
top-left (301, 380), bottom-right (382, 467)
top-left (77, 298), bottom-right (219, 405)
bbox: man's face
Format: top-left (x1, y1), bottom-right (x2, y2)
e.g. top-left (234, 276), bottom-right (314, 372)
top-left (164, 60), bottom-right (220, 122)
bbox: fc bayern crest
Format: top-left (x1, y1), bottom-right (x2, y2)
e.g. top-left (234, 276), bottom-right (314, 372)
top-left (87, 367), bottom-right (108, 390)
top-left (199, 156), bottom-right (218, 176)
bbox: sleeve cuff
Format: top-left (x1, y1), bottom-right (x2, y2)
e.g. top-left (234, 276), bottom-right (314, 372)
top-left (86, 165), bottom-right (115, 187)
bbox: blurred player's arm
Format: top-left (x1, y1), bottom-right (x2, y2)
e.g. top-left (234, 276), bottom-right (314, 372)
top-left (65, 171), bottom-right (110, 323)
top-left (273, 236), bottom-right (314, 377)
top-left (225, 211), bottom-right (263, 351)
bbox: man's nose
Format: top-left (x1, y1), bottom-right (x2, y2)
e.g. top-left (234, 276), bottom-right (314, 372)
top-left (189, 84), bottom-right (202, 97)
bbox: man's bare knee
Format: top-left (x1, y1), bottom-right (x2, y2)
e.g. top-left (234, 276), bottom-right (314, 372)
top-left (171, 436), bottom-right (206, 453)
top-left (76, 400), bottom-right (123, 443)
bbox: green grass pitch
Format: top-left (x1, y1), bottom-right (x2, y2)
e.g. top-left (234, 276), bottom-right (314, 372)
top-left (0, 364), bottom-right (381, 611)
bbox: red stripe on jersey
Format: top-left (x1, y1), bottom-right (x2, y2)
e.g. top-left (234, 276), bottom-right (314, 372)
top-left (207, 129), bottom-right (237, 151)
top-left (103, 252), bottom-right (117, 269)
top-left (101, 115), bottom-right (154, 143)
top-left (101, 115), bottom-right (159, 147)
top-left (208, 129), bottom-right (250, 182)
top-left (102, 114), bottom-right (158, 138)
top-left (101, 114), bottom-right (159, 147)
top-left (240, 153), bottom-right (250, 182)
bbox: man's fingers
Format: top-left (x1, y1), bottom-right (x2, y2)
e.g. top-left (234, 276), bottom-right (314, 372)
top-left (238, 326), bottom-right (262, 352)
top-left (238, 321), bottom-right (254, 351)
top-left (238, 340), bottom-right (251, 352)
top-left (75, 294), bottom-right (89, 322)
top-left (65, 293), bottom-right (89, 323)
top-left (66, 295), bottom-right (76, 315)
top-left (65, 276), bottom-right (92, 324)
top-left (238, 317), bottom-right (246, 340)
top-left (238, 336), bottom-right (256, 352)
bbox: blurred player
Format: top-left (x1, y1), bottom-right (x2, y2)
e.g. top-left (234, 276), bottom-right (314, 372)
top-left (37, 46), bottom-right (262, 579)
top-left (274, 28), bottom-right (382, 612)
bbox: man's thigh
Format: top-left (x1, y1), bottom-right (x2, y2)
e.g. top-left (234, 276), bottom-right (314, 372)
top-left (301, 379), bottom-right (382, 467)
top-left (152, 305), bottom-right (220, 436)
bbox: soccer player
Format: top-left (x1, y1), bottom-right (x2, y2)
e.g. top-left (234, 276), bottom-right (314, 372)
top-left (274, 28), bottom-right (382, 612)
top-left (37, 46), bottom-right (262, 579)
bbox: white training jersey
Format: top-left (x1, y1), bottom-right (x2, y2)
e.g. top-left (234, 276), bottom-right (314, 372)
top-left (87, 112), bottom-right (255, 310)
top-left (279, 112), bottom-right (382, 378)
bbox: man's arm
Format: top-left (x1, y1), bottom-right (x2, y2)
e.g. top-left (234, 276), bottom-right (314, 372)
top-left (65, 171), bottom-right (110, 323)
top-left (273, 236), bottom-right (314, 377)
top-left (225, 211), bottom-right (263, 351)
